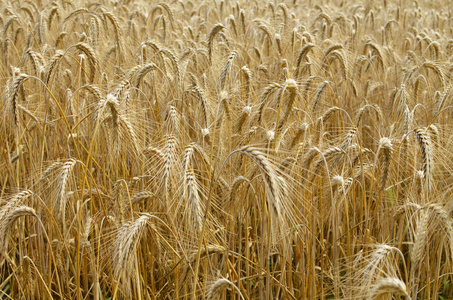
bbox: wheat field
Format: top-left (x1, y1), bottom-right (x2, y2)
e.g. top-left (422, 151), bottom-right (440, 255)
top-left (0, 0), bottom-right (452, 299)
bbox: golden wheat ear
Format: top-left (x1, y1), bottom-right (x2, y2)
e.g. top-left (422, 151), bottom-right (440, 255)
top-left (369, 277), bottom-right (410, 300)
top-left (414, 128), bottom-right (433, 193)
top-left (375, 137), bottom-right (393, 190)
top-left (0, 206), bottom-right (38, 255)
top-left (207, 23), bottom-right (225, 63)
top-left (207, 278), bottom-right (244, 300)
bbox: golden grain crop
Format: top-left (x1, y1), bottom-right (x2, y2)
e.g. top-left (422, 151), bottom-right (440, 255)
top-left (0, 0), bottom-right (452, 299)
